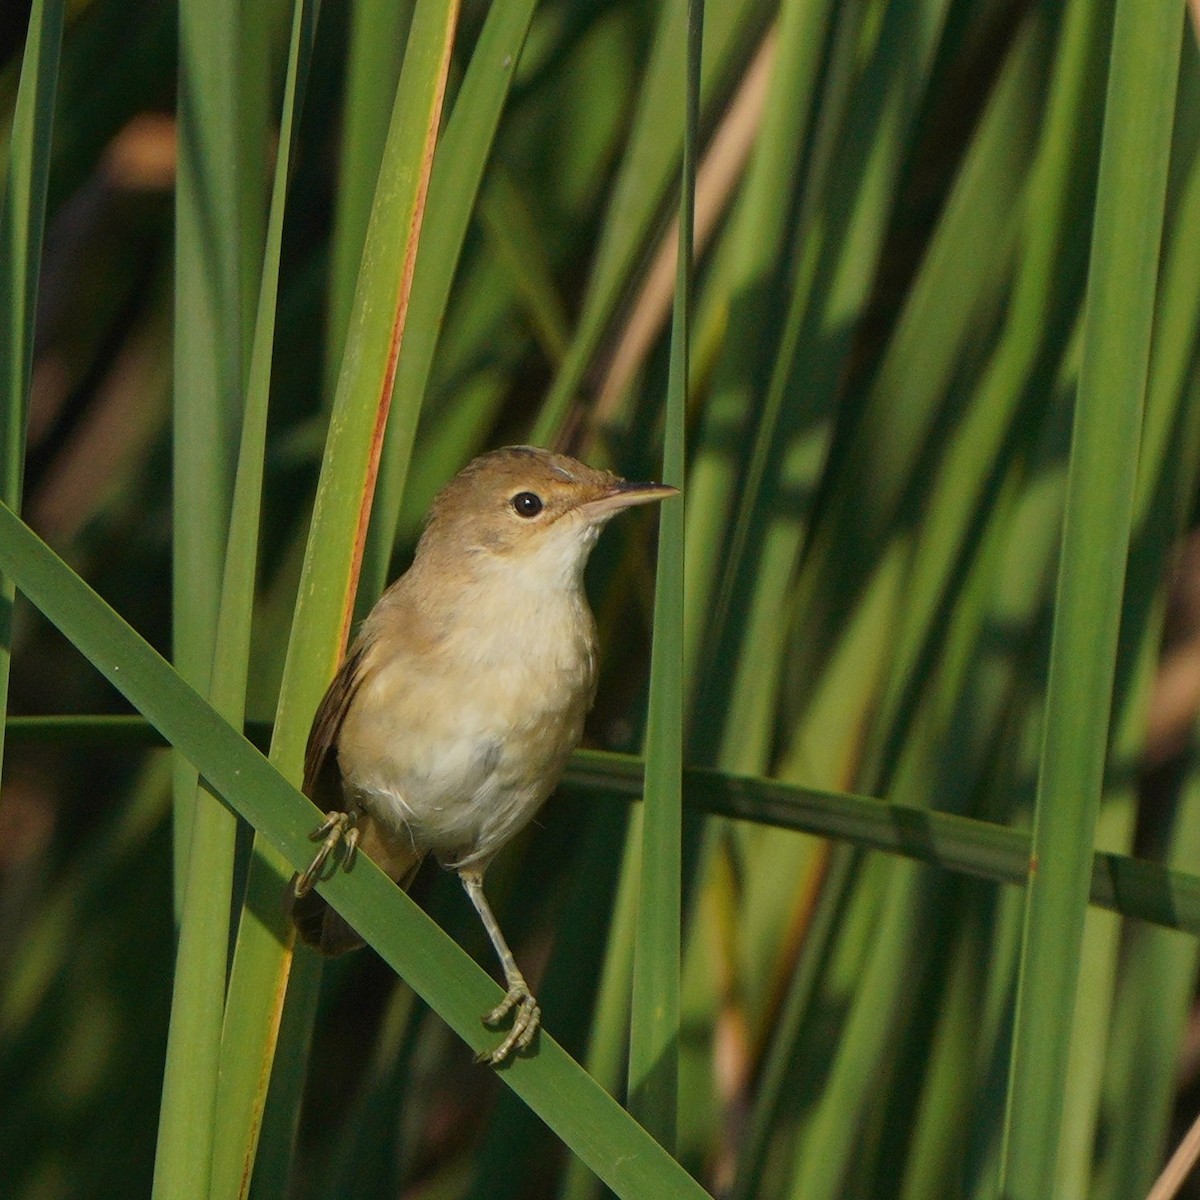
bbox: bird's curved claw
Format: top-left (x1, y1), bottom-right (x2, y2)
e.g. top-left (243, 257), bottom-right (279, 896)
top-left (477, 981), bottom-right (541, 1066)
top-left (293, 811), bottom-right (359, 897)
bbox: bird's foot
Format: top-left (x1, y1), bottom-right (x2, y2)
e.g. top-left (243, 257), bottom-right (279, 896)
top-left (477, 979), bottom-right (541, 1066)
top-left (293, 811), bottom-right (359, 897)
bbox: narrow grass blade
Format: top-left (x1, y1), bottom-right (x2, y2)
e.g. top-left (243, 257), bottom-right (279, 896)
top-left (0, 0), bottom-right (62, 502)
top-left (10, 706), bottom-right (1200, 936)
top-left (562, 751), bottom-right (1200, 935)
top-left (628, 0), bottom-right (699, 1151)
top-left (561, 812), bottom-right (643, 1200)
top-left (0, 0), bottom-right (63, 793)
top-left (150, 4), bottom-right (318, 1198)
top-left (171, 0), bottom-right (250, 911)
top-left (359, 0), bottom-right (539, 605)
top-left (1093, 51), bottom-right (1200, 1198)
top-left (999, 5), bottom-right (1184, 1194)
top-left (1056, 42), bottom-right (1200, 1187)
top-left (323, 0), bottom-right (413, 404)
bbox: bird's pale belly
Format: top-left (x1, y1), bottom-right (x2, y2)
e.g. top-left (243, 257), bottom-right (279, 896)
top-left (336, 650), bottom-right (590, 868)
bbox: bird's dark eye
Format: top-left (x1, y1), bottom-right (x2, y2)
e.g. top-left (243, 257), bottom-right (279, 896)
top-left (511, 491), bottom-right (544, 518)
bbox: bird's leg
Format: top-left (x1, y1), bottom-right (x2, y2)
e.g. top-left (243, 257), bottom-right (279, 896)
top-left (293, 811), bottom-right (359, 897)
top-left (459, 869), bottom-right (540, 1065)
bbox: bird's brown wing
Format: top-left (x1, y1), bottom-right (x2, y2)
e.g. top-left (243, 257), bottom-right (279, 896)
top-left (291, 631), bottom-right (425, 956)
top-left (289, 637), bottom-right (373, 956)
top-left (303, 635), bottom-right (372, 802)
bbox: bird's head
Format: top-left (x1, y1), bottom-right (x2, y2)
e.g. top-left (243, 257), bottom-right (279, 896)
top-left (415, 445), bottom-right (677, 588)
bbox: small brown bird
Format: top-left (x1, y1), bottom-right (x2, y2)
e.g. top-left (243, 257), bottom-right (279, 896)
top-left (289, 445), bottom-right (676, 1064)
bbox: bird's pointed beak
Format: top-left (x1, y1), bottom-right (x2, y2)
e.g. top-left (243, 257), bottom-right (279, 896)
top-left (579, 479), bottom-right (679, 522)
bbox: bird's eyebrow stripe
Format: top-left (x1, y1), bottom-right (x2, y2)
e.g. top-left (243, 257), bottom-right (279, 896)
top-left (548, 463), bottom-right (577, 482)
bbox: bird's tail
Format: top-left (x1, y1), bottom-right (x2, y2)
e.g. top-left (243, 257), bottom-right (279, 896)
top-left (289, 887), bottom-right (364, 955)
top-left (287, 812), bottom-right (422, 956)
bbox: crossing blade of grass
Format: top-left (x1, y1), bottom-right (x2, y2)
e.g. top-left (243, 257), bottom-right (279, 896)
top-left (0, 0), bottom-right (62, 782)
top-left (627, 0), bottom-right (698, 1151)
top-left (998, 4), bottom-right (1184, 1195)
top-left (150, 4), bottom-right (318, 1198)
top-left (0, 501), bottom-right (715, 1200)
top-left (561, 750), bottom-right (1200, 935)
top-left (12, 704), bottom-right (1200, 933)
top-left (9, 709), bottom-right (1200, 931)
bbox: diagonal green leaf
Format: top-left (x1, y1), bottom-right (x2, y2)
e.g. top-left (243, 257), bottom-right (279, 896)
top-left (0, 501), bottom-right (714, 1200)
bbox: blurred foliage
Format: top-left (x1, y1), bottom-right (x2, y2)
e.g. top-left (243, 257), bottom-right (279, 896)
top-left (1, 0), bottom-right (1200, 1198)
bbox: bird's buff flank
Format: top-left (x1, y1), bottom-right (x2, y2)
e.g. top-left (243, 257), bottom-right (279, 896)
top-left (288, 445), bottom-right (677, 1065)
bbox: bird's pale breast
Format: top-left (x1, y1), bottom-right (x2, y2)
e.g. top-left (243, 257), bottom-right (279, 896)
top-left (336, 576), bottom-right (597, 869)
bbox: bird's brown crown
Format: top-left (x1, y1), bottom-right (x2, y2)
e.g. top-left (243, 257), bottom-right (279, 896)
top-left (416, 446), bottom-right (672, 563)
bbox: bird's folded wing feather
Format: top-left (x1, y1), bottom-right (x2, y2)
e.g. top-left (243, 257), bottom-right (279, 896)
top-left (303, 634), bottom-right (373, 801)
